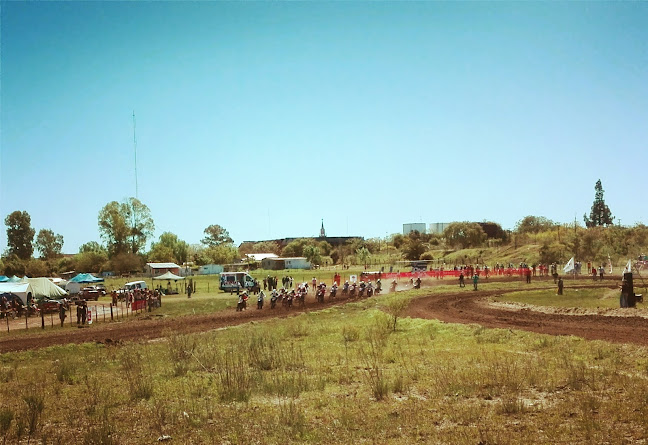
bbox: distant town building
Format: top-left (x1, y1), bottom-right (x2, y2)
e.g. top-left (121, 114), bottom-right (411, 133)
top-left (261, 257), bottom-right (311, 270)
top-left (429, 222), bottom-right (451, 234)
top-left (320, 219), bottom-right (326, 237)
top-left (198, 264), bottom-right (224, 275)
top-left (146, 262), bottom-right (181, 277)
top-left (403, 223), bottom-right (427, 235)
top-left (245, 253), bottom-right (279, 262)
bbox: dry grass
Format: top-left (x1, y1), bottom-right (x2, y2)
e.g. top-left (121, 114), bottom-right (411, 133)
top-left (1, 284), bottom-right (648, 443)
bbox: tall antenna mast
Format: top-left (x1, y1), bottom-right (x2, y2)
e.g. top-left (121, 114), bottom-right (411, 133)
top-left (133, 111), bottom-right (139, 199)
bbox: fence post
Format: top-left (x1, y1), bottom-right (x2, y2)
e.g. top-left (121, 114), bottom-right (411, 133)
top-left (110, 304), bottom-right (114, 321)
top-left (5, 315), bottom-right (8, 333)
top-left (25, 312), bottom-right (28, 330)
top-left (50, 311), bottom-right (53, 328)
top-left (41, 308), bottom-right (45, 329)
top-left (103, 305), bottom-right (106, 323)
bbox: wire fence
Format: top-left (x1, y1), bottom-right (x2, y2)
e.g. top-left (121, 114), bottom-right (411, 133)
top-left (0, 298), bottom-right (160, 334)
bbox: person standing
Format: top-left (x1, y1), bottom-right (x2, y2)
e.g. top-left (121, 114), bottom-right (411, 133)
top-left (557, 277), bottom-right (564, 295)
top-left (459, 272), bottom-right (465, 288)
top-left (187, 283), bottom-right (193, 298)
top-left (473, 273), bottom-right (479, 291)
top-left (598, 265), bottom-right (605, 281)
top-left (58, 303), bottom-right (67, 327)
top-left (80, 301), bottom-right (87, 325)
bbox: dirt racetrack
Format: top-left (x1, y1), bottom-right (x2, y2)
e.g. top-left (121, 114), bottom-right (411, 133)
top-left (405, 287), bottom-right (648, 346)
top-left (2, 279), bottom-right (648, 353)
top-left (0, 292), bottom-right (366, 354)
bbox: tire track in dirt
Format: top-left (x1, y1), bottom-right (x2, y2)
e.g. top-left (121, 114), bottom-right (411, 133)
top-left (405, 286), bottom-right (648, 346)
top-left (0, 293), bottom-right (363, 354)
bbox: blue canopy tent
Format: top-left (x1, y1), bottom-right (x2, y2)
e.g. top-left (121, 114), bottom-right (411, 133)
top-left (69, 273), bottom-right (104, 283)
top-left (66, 273), bottom-right (104, 294)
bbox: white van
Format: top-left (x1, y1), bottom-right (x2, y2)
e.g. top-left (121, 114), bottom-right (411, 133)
top-left (219, 272), bottom-right (255, 292)
top-left (117, 280), bottom-right (148, 294)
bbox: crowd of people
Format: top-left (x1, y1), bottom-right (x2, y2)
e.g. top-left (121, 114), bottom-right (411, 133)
top-left (110, 288), bottom-right (162, 311)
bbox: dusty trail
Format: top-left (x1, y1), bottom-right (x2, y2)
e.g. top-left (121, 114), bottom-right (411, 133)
top-left (405, 286), bottom-right (648, 346)
top-left (0, 293), bottom-right (363, 354)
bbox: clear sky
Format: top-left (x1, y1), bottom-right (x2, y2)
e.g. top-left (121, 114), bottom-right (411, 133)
top-left (1, 2), bottom-right (647, 254)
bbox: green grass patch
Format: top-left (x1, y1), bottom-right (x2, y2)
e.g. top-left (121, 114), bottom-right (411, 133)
top-left (497, 287), bottom-right (622, 309)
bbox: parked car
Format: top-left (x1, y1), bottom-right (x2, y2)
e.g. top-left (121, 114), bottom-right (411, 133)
top-left (40, 298), bottom-right (69, 313)
top-left (79, 287), bottom-right (101, 301)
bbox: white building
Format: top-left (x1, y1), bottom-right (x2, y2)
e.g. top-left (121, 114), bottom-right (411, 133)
top-left (429, 222), bottom-right (452, 234)
top-left (198, 264), bottom-right (224, 275)
top-left (403, 223), bottom-right (427, 235)
top-left (261, 257), bottom-right (311, 270)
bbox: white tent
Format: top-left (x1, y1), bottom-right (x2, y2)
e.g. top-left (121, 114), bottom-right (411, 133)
top-left (0, 282), bottom-right (34, 305)
top-left (153, 271), bottom-right (185, 281)
top-left (21, 278), bottom-right (67, 299)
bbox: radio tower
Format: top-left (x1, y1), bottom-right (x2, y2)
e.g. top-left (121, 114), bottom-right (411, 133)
top-left (133, 111), bottom-right (139, 199)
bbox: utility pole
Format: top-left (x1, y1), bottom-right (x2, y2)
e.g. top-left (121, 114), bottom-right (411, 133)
top-left (133, 111), bottom-right (139, 199)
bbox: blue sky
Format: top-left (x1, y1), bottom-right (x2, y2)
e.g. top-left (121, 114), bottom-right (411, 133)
top-left (1, 2), bottom-right (647, 254)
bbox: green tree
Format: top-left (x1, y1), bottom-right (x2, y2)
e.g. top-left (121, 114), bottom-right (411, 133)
top-left (79, 241), bottom-right (107, 254)
top-left (147, 245), bottom-right (176, 263)
top-left (125, 198), bottom-right (155, 254)
top-left (584, 179), bottom-right (614, 228)
top-left (4, 210), bottom-right (35, 260)
top-left (98, 198), bottom-right (154, 256)
top-left (303, 245), bottom-right (323, 266)
top-left (2, 255), bottom-right (25, 276)
top-left (108, 253), bottom-right (143, 275)
top-left (75, 251), bottom-right (109, 273)
top-left (35, 229), bottom-right (64, 259)
top-left (515, 216), bottom-right (556, 234)
top-left (98, 201), bottom-right (131, 256)
top-left (24, 259), bottom-right (49, 277)
top-left (443, 222), bottom-right (487, 249)
top-left (356, 247), bottom-right (371, 267)
top-left (282, 238), bottom-right (315, 258)
top-left (205, 244), bottom-right (239, 265)
top-left (402, 231), bottom-right (427, 261)
top-left (239, 241), bottom-right (282, 256)
top-left (201, 224), bottom-right (233, 248)
top-left (390, 234), bottom-right (405, 249)
top-left (149, 232), bottom-right (189, 264)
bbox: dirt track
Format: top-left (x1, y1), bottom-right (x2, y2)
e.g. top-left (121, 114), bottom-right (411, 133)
top-left (405, 287), bottom-right (648, 346)
top-left (0, 293), bottom-right (360, 354)
top-left (3, 278), bottom-right (648, 353)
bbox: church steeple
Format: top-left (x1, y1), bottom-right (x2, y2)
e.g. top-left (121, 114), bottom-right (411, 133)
top-left (320, 219), bottom-right (326, 237)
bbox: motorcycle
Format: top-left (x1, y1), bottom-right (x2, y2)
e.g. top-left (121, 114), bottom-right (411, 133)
top-left (329, 285), bottom-right (337, 300)
top-left (390, 281), bottom-right (397, 292)
top-left (358, 283), bottom-right (366, 297)
top-left (349, 283), bottom-right (357, 297)
top-left (316, 286), bottom-right (326, 303)
top-left (342, 283), bottom-right (349, 296)
top-left (270, 295), bottom-right (278, 309)
top-left (366, 285), bottom-right (374, 297)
